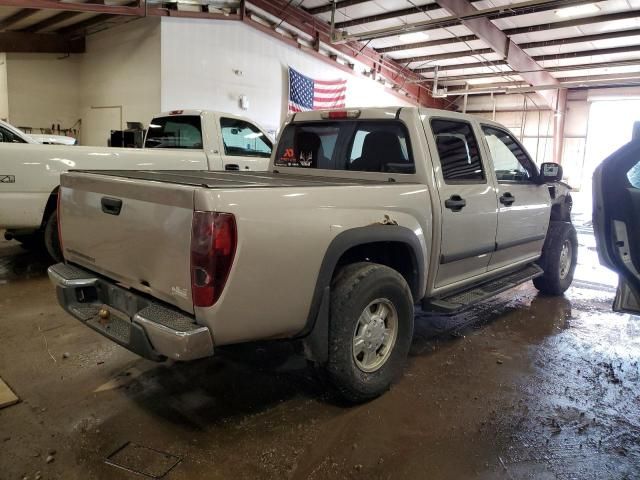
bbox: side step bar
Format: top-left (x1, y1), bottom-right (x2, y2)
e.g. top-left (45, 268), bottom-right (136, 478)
top-left (422, 263), bottom-right (543, 315)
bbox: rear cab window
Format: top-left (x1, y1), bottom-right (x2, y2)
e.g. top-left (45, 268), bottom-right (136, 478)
top-left (145, 115), bottom-right (203, 149)
top-left (274, 120), bottom-right (414, 173)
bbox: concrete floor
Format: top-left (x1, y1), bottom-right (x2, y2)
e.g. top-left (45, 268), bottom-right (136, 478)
top-left (0, 230), bottom-right (639, 479)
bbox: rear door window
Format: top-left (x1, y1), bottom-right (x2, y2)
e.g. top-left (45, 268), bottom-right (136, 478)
top-left (220, 118), bottom-right (272, 158)
top-left (430, 119), bottom-right (485, 183)
top-left (145, 115), bottom-right (203, 149)
top-left (275, 120), bottom-right (414, 173)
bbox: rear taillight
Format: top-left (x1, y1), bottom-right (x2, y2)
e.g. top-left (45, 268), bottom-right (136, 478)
top-left (57, 190), bottom-right (64, 260)
top-left (190, 211), bottom-right (237, 308)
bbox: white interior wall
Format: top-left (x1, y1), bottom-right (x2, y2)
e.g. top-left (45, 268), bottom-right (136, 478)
top-left (160, 18), bottom-right (414, 134)
top-left (0, 53), bottom-right (8, 122)
top-left (79, 17), bottom-right (161, 146)
top-left (4, 53), bottom-right (81, 132)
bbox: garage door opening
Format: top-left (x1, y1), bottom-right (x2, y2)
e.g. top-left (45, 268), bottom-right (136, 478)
top-left (573, 99), bottom-right (640, 224)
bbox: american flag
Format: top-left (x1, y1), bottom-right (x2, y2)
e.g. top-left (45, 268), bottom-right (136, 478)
top-left (288, 67), bottom-right (347, 113)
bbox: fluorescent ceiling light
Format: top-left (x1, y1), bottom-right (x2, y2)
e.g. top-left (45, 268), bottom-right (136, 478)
top-left (555, 3), bottom-right (600, 17)
top-left (399, 31), bottom-right (429, 43)
top-left (244, 132), bottom-right (264, 139)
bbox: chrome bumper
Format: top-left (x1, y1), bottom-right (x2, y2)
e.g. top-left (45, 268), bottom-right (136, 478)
top-left (48, 263), bottom-right (214, 361)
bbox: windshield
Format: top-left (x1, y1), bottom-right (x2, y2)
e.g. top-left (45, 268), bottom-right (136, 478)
top-left (274, 120), bottom-right (414, 173)
top-left (145, 115), bottom-right (203, 149)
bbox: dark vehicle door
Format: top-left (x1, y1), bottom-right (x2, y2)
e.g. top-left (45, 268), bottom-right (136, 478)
top-left (593, 140), bottom-right (640, 314)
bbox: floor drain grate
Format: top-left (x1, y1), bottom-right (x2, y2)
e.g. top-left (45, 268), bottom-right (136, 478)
top-left (105, 442), bottom-right (182, 479)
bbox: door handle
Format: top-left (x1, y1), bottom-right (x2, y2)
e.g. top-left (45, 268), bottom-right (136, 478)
top-left (225, 164), bottom-right (240, 171)
top-left (101, 197), bottom-right (122, 216)
top-left (500, 192), bottom-right (515, 206)
top-left (445, 195), bottom-right (467, 212)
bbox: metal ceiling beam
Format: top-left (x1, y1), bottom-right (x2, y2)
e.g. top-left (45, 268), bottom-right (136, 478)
top-left (402, 48), bottom-right (494, 64)
top-left (447, 71), bottom-right (640, 91)
top-left (307, 0), bottom-right (370, 15)
top-left (342, 0), bottom-right (592, 42)
top-left (0, 8), bottom-right (39, 30)
top-left (436, 0), bottom-right (559, 109)
top-left (533, 45), bottom-right (640, 62)
top-left (415, 60), bottom-right (508, 73)
top-left (21, 10), bottom-right (80, 33)
top-left (399, 28), bottom-right (640, 64)
top-left (0, 1), bottom-right (143, 15)
top-left (443, 71), bottom-right (640, 95)
top-left (335, 2), bottom-right (441, 29)
top-left (427, 59), bottom-right (640, 82)
top-left (377, 34), bottom-right (477, 54)
top-left (0, 31), bottom-right (84, 52)
top-left (505, 9), bottom-right (640, 36)
top-left (56, 13), bottom-right (116, 36)
top-left (417, 48), bottom-right (503, 65)
top-left (148, 8), bottom-right (239, 21)
top-left (519, 28), bottom-right (640, 49)
top-left (377, 10), bottom-right (640, 54)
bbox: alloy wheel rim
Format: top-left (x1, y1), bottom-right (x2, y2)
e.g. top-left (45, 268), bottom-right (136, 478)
top-left (559, 239), bottom-right (572, 280)
top-left (352, 299), bottom-right (398, 373)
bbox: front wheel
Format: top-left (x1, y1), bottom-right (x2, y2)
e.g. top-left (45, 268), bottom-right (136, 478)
top-left (326, 262), bottom-right (414, 403)
top-left (533, 222), bottom-right (578, 295)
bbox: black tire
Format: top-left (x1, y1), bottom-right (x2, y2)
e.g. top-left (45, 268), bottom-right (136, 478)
top-left (326, 262), bottom-right (414, 403)
top-left (533, 221), bottom-right (578, 295)
top-left (44, 208), bottom-right (63, 263)
top-left (14, 232), bottom-right (44, 251)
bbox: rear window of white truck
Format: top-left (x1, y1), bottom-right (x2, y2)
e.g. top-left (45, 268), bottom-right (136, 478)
top-left (145, 115), bottom-right (203, 149)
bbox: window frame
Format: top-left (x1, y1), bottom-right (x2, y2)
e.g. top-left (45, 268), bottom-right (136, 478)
top-left (430, 117), bottom-right (487, 185)
top-left (219, 117), bottom-right (273, 158)
top-left (480, 124), bottom-right (539, 185)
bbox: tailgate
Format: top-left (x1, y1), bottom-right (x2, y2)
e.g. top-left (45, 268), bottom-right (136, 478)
top-left (59, 172), bottom-right (197, 314)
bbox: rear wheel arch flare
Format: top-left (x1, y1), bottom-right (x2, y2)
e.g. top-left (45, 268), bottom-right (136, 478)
top-left (305, 225), bottom-right (425, 332)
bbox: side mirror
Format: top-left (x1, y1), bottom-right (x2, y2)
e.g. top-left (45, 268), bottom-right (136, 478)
top-left (539, 162), bottom-right (563, 183)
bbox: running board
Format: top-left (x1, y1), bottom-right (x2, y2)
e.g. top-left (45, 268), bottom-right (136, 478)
top-left (422, 264), bottom-right (543, 315)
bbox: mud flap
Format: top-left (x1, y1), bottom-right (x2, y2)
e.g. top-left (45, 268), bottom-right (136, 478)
top-left (302, 287), bottom-right (330, 364)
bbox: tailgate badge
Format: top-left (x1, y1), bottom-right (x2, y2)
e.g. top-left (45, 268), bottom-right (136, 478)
top-left (171, 286), bottom-right (188, 299)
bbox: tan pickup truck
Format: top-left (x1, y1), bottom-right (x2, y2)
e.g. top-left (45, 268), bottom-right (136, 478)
top-left (48, 107), bottom-right (576, 402)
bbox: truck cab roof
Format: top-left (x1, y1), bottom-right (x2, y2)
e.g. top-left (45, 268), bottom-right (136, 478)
top-left (156, 109), bottom-right (269, 127)
top-left (289, 106), bottom-right (505, 130)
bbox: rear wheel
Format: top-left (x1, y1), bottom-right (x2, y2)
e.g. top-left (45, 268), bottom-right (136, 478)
top-left (533, 222), bottom-right (578, 295)
top-left (326, 262), bottom-right (414, 403)
top-left (43, 209), bottom-right (62, 263)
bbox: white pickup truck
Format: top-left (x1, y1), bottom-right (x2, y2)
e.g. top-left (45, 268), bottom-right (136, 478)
top-left (1, 110), bottom-right (273, 260)
top-left (49, 107), bottom-right (577, 402)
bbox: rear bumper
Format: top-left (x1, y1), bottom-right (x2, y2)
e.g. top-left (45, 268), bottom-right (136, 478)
top-left (48, 263), bottom-right (214, 361)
